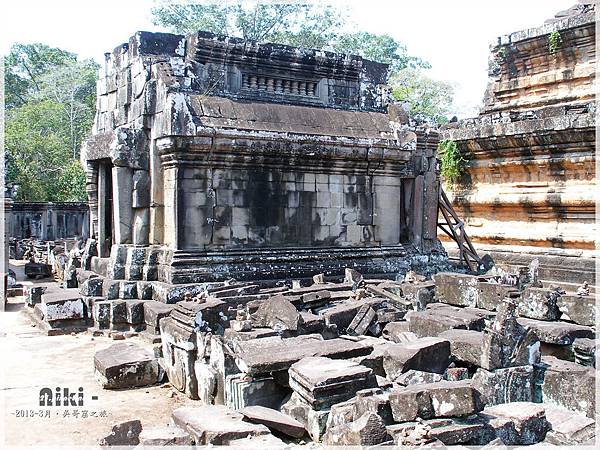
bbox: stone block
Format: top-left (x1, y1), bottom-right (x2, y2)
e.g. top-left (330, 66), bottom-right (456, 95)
top-left (518, 287), bottom-right (561, 321)
top-left (389, 380), bottom-right (483, 423)
top-left (438, 329), bottom-right (484, 367)
top-left (480, 402), bottom-right (550, 445)
top-left (572, 337), bottom-right (597, 367)
top-left (94, 342), bottom-right (159, 389)
top-left (234, 334), bottom-right (372, 375)
top-left (352, 388), bottom-right (394, 425)
top-left (289, 356), bottom-right (376, 410)
top-left (557, 294), bottom-right (596, 326)
top-left (396, 370), bottom-right (443, 386)
top-left (93, 301), bottom-right (111, 329)
top-left (471, 365), bottom-right (535, 405)
top-left (407, 303), bottom-right (491, 337)
top-left (124, 300), bottom-right (145, 325)
top-left (98, 420), bottom-right (142, 446)
top-left (382, 337), bottom-right (450, 380)
top-left (143, 301), bottom-right (174, 332)
top-left (543, 405), bottom-right (596, 445)
top-left (80, 277), bottom-right (104, 297)
top-left (138, 426), bottom-right (192, 446)
top-left (41, 291), bottom-right (85, 322)
top-left (324, 412), bottom-right (391, 446)
top-left (518, 317), bottom-right (594, 345)
top-left (225, 374), bottom-right (287, 410)
top-left (238, 406), bottom-right (305, 438)
top-left (171, 406), bottom-right (270, 445)
top-left (433, 272), bottom-right (479, 307)
top-left (537, 355), bottom-right (595, 417)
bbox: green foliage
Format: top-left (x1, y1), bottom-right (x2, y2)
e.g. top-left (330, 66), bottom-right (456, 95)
top-left (333, 32), bottom-right (430, 72)
top-left (549, 31), bottom-right (562, 53)
top-left (390, 68), bottom-right (455, 124)
top-left (4, 43), bottom-right (98, 201)
top-left (6, 101), bottom-right (86, 201)
top-left (5, 43), bottom-right (76, 109)
top-left (438, 140), bottom-right (466, 184)
top-left (150, 3), bottom-right (429, 71)
top-left (151, 2), bottom-right (343, 48)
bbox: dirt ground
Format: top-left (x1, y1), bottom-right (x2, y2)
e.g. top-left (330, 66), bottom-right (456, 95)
top-left (0, 260), bottom-right (197, 447)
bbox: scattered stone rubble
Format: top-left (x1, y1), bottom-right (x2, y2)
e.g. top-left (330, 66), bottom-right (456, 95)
top-left (84, 263), bottom-right (595, 447)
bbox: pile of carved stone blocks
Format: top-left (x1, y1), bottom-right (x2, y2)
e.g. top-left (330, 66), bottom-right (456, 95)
top-left (151, 268), bottom-right (596, 446)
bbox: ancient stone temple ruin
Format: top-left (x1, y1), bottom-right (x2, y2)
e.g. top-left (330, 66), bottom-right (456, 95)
top-left (18, 4), bottom-right (596, 448)
top-left (441, 2), bottom-right (596, 283)
top-left (81, 31), bottom-right (441, 286)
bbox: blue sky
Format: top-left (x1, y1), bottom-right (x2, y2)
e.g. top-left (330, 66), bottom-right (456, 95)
top-left (1, 0), bottom-right (575, 117)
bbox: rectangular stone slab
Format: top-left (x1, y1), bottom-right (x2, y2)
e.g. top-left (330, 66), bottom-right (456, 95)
top-left (41, 290), bottom-right (85, 321)
top-left (94, 342), bottom-right (159, 389)
top-left (171, 406), bottom-right (270, 445)
top-left (556, 294), bottom-right (596, 326)
top-left (538, 355), bottom-right (596, 418)
top-left (382, 337), bottom-right (451, 379)
top-left (517, 317), bottom-right (594, 345)
top-left (235, 335), bottom-right (372, 374)
top-left (238, 405), bottom-right (305, 438)
top-left (438, 329), bottom-right (485, 367)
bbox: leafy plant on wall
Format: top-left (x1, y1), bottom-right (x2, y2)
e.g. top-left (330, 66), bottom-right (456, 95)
top-left (438, 140), bottom-right (466, 186)
top-left (549, 31), bottom-right (563, 54)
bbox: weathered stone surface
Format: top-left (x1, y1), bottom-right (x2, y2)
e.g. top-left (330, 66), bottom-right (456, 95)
top-left (543, 404), bottom-right (596, 445)
top-left (407, 303), bottom-right (492, 337)
top-left (351, 388), bottom-right (394, 425)
top-left (289, 356), bottom-right (376, 409)
top-left (24, 262), bottom-right (52, 279)
top-left (471, 366), bottom-right (535, 405)
top-left (226, 433), bottom-right (286, 447)
top-left (382, 337), bottom-right (450, 379)
top-left (433, 272), bottom-right (479, 307)
top-left (41, 290), bottom-right (85, 321)
top-left (518, 287), bottom-right (561, 321)
top-left (138, 426), bottom-right (192, 446)
top-left (94, 342), bottom-right (159, 389)
top-left (387, 417), bottom-right (493, 446)
top-left (238, 405), bottom-right (305, 438)
top-left (324, 412), bottom-right (391, 446)
top-left (319, 298), bottom-right (384, 333)
top-left (143, 300), bottom-right (174, 332)
top-left (518, 317), bottom-right (594, 345)
top-left (438, 329), bottom-right (484, 367)
top-left (172, 406), bottom-right (270, 445)
top-left (160, 317), bottom-right (198, 399)
top-left (234, 334), bottom-right (372, 375)
top-left (253, 295), bottom-right (301, 332)
top-left (98, 419), bottom-right (143, 446)
top-left (225, 374), bottom-right (287, 410)
top-left (481, 298), bottom-right (540, 370)
top-left (389, 380), bottom-right (483, 422)
top-left (476, 281), bottom-right (519, 311)
top-left (399, 281), bottom-right (436, 311)
top-left (556, 294), bottom-right (596, 326)
top-left (396, 370), bottom-right (443, 386)
top-left (481, 402), bottom-right (550, 445)
top-left (537, 355), bottom-right (595, 417)
top-left (572, 337), bottom-right (597, 367)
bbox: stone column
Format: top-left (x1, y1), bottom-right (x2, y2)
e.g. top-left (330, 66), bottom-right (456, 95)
top-left (112, 166), bottom-right (133, 245)
top-left (411, 175), bottom-right (424, 250)
top-left (97, 164), bottom-right (109, 257)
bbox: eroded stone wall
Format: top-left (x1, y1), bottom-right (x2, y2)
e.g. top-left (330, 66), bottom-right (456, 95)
top-left (441, 2), bottom-right (596, 259)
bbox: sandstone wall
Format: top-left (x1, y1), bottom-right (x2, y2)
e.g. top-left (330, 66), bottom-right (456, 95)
top-left (441, 2), bottom-right (596, 260)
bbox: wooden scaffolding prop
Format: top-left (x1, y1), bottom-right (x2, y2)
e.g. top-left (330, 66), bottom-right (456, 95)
top-left (437, 187), bottom-right (482, 272)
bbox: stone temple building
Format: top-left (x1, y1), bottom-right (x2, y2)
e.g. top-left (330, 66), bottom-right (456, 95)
top-left (441, 2), bottom-right (596, 284)
top-left (81, 31), bottom-right (441, 285)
